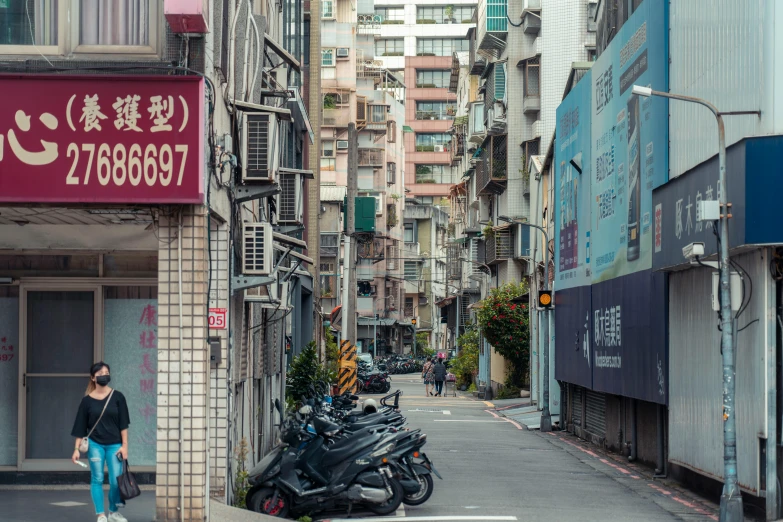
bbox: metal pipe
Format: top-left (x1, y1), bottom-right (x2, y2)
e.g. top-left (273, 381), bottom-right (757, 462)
top-left (629, 399), bottom-right (637, 462)
top-left (637, 88), bottom-right (742, 520)
top-left (177, 212), bottom-right (185, 522)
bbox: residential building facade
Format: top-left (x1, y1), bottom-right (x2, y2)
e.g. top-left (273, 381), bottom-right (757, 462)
top-left (320, 0), bottom-right (408, 355)
top-left (0, 1), bottom-right (317, 520)
top-left (375, 0), bottom-right (476, 203)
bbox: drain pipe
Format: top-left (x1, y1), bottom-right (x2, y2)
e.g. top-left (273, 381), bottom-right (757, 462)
top-left (178, 212), bottom-right (185, 522)
top-left (655, 403), bottom-right (666, 477)
top-left (628, 398), bottom-right (638, 462)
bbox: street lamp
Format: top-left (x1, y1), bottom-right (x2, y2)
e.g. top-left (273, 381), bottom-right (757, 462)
top-left (498, 215), bottom-right (553, 433)
top-left (631, 85), bottom-right (758, 522)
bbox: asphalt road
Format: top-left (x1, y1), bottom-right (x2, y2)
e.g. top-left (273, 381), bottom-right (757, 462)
top-left (320, 373), bottom-right (720, 522)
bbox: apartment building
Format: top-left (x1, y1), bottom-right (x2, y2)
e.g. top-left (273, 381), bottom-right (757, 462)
top-left (320, 0), bottom-right (408, 354)
top-left (0, 1), bottom-right (317, 520)
top-left (374, 0), bottom-right (477, 203)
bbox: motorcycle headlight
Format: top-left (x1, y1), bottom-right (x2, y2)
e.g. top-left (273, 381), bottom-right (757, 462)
top-left (370, 442), bottom-right (396, 457)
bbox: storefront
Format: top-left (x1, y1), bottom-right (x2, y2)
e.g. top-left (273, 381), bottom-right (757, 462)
top-left (0, 74), bottom-right (204, 480)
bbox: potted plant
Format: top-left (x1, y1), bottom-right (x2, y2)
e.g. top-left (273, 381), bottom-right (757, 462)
top-left (444, 5), bottom-right (454, 23)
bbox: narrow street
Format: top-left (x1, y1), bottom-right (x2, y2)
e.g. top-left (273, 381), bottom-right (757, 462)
top-left (322, 375), bottom-right (721, 522)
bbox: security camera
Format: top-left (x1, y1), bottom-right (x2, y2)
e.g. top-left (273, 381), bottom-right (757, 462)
top-left (682, 242), bottom-right (705, 260)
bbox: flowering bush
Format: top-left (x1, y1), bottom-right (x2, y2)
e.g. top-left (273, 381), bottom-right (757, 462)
top-left (475, 282), bottom-right (530, 387)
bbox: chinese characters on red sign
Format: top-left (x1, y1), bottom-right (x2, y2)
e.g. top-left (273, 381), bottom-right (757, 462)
top-left (0, 75), bottom-right (204, 204)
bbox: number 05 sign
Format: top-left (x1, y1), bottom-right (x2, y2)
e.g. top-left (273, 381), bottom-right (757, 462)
top-left (209, 308), bottom-right (227, 330)
top-left (0, 75), bottom-right (204, 204)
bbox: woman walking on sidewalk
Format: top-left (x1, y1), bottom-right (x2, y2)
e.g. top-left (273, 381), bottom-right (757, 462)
top-left (422, 358), bottom-right (435, 396)
top-left (71, 362), bottom-right (131, 522)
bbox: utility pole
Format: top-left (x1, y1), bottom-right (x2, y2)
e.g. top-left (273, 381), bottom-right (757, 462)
top-left (338, 124), bottom-right (358, 393)
top-left (412, 317), bottom-right (417, 357)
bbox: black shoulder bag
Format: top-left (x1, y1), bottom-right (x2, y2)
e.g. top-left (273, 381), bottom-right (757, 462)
top-left (117, 458), bottom-right (141, 501)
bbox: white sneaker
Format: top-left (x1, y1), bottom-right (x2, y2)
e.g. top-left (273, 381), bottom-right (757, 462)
top-left (108, 512), bottom-right (128, 522)
top-left (97, 516), bottom-right (108, 522)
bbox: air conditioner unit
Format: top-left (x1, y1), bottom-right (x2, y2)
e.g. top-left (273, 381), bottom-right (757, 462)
top-left (337, 48), bottom-right (350, 58)
top-left (532, 120), bottom-right (542, 139)
top-left (434, 145), bottom-right (445, 153)
top-left (240, 112), bottom-right (279, 182)
top-left (242, 223), bottom-right (274, 275)
top-left (337, 140), bottom-right (349, 150)
top-left (276, 172), bottom-right (303, 224)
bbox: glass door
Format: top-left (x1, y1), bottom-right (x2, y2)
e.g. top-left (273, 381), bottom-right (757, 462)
top-left (22, 290), bottom-right (95, 464)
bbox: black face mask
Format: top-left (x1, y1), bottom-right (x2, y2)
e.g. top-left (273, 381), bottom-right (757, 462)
top-left (96, 375), bottom-right (111, 387)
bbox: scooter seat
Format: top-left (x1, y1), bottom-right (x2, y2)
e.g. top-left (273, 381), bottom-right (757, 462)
top-left (321, 433), bottom-right (381, 466)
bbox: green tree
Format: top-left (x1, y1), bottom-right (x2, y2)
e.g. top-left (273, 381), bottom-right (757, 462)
top-left (415, 331), bottom-right (435, 357)
top-left (324, 327), bottom-right (339, 377)
top-left (475, 282), bottom-right (530, 388)
top-left (286, 342), bottom-right (334, 409)
top-left (450, 324), bottom-right (479, 386)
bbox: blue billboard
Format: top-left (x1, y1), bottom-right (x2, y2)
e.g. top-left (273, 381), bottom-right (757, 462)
top-left (590, 0), bottom-right (668, 283)
top-left (553, 1), bottom-right (669, 405)
top-left (555, 68), bottom-right (593, 291)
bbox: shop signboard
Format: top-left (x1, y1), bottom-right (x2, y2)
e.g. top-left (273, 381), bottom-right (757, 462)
top-left (0, 75), bottom-right (204, 204)
top-left (590, 1), bottom-right (668, 283)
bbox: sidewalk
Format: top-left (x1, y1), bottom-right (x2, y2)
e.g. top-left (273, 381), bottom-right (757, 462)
top-left (487, 404), bottom-right (726, 522)
top-left (0, 487), bottom-right (281, 522)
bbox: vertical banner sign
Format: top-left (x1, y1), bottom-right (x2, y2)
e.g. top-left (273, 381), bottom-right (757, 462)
top-left (104, 300), bottom-right (158, 466)
top-left (0, 75), bottom-right (204, 204)
top-left (590, 3), bottom-right (668, 283)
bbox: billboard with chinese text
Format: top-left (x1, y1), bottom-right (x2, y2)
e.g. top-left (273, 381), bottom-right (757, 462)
top-left (555, 69), bottom-right (592, 291)
top-left (0, 75), bottom-right (204, 204)
top-left (553, 1), bottom-right (669, 405)
top-left (590, 1), bottom-right (668, 283)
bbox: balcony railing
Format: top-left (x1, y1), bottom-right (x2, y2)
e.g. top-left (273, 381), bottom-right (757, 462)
top-left (358, 148), bottom-right (384, 167)
top-left (322, 108), bottom-right (350, 127)
top-left (357, 14), bottom-right (382, 35)
top-left (475, 135), bottom-right (507, 195)
top-left (485, 227), bottom-right (512, 265)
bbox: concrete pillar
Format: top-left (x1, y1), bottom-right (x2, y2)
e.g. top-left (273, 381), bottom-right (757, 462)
top-left (156, 205), bottom-right (210, 521)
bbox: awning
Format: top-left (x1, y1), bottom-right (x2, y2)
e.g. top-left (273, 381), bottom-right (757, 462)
top-left (357, 317), bottom-right (397, 326)
top-left (435, 296), bottom-right (456, 308)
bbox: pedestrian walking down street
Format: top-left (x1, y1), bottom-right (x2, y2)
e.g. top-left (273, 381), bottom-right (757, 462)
top-left (422, 358), bottom-right (435, 396)
top-left (433, 358), bottom-right (447, 397)
top-left (71, 362), bottom-right (131, 522)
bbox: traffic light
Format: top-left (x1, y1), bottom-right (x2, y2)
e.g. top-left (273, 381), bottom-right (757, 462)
top-left (538, 290), bottom-right (553, 308)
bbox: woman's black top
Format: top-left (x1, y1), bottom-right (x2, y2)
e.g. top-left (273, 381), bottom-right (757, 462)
top-left (71, 390), bottom-right (131, 446)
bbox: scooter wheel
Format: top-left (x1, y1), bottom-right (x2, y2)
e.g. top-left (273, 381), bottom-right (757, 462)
top-left (403, 473), bottom-right (434, 506)
top-left (248, 487), bottom-right (290, 517)
top-left (366, 476), bottom-right (404, 515)
top-left (383, 382), bottom-right (391, 393)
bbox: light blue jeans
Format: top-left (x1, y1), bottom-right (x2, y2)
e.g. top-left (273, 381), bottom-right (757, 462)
top-left (87, 439), bottom-right (124, 515)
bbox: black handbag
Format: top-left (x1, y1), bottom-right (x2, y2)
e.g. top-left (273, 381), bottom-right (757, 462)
top-left (117, 458), bottom-right (141, 501)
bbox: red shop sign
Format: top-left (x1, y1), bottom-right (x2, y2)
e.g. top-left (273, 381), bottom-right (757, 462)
top-left (0, 75), bottom-right (204, 204)
top-left (209, 308), bottom-right (227, 329)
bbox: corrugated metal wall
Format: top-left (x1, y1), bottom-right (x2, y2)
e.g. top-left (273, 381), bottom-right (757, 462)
top-left (669, 249), bottom-right (771, 494)
top-left (669, 0), bottom-right (769, 178)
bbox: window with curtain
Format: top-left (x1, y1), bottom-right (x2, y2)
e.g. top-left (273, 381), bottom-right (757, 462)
top-left (375, 38), bottom-right (403, 56)
top-left (417, 6), bottom-right (474, 23)
top-left (0, 0), bottom-right (58, 46)
top-left (79, 0), bottom-right (151, 46)
top-left (415, 70), bottom-right (450, 88)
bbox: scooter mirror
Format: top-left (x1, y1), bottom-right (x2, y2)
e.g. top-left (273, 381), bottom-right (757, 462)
top-left (299, 405), bottom-right (313, 415)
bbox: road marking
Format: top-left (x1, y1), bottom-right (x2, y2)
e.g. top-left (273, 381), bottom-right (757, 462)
top-left (323, 515), bottom-right (519, 522)
top-left (443, 410), bottom-right (451, 415)
top-left (484, 409), bottom-right (525, 430)
top-left (432, 419), bottom-right (505, 424)
top-left (50, 501), bottom-right (88, 507)
top-left (483, 401), bottom-right (495, 407)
